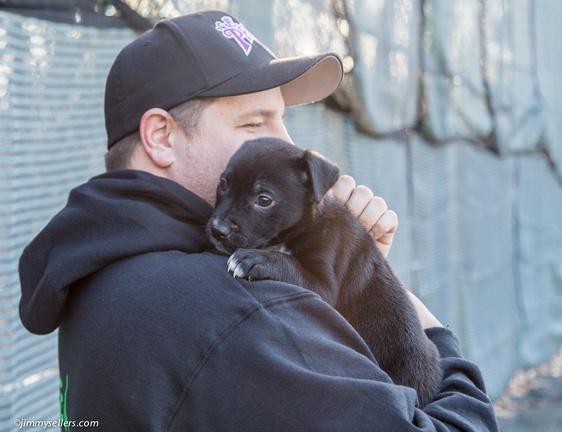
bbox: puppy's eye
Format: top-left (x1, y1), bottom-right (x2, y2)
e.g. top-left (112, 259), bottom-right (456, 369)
top-left (219, 177), bottom-right (228, 193)
top-left (256, 195), bottom-right (273, 208)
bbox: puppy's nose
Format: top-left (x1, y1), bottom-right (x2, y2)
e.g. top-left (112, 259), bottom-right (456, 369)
top-left (211, 218), bottom-right (233, 239)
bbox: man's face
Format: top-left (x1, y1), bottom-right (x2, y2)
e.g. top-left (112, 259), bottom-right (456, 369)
top-left (172, 87), bottom-right (293, 206)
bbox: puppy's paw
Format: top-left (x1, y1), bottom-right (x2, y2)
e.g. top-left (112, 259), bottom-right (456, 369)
top-left (227, 253), bottom-right (245, 279)
top-left (227, 249), bottom-right (278, 281)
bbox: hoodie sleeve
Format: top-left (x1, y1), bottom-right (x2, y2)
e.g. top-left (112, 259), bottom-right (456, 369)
top-left (170, 279), bottom-right (499, 432)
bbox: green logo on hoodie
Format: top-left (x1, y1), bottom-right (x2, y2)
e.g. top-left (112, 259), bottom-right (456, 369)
top-left (60, 374), bottom-right (69, 432)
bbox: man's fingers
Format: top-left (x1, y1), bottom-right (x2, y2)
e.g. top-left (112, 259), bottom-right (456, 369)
top-left (330, 175), bottom-right (398, 258)
top-left (369, 208), bottom-right (398, 241)
top-left (331, 175), bottom-right (355, 203)
top-left (370, 210), bottom-right (398, 259)
top-left (356, 196), bottom-right (387, 233)
top-left (346, 185), bottom-right (374, 219)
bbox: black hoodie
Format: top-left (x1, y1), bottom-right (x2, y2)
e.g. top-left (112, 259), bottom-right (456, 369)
top-left (19, 170), bottom-right (498, 431)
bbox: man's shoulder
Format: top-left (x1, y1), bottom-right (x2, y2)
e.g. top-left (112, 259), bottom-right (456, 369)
top-left (129, 250), bottom-right (316, 302)
top-left (62, 248), bottom-right (326, 369)
top-left (86, 249), bottom-right (320, 331)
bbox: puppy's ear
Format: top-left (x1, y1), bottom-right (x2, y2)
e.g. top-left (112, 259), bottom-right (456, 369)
top-left (302, 150), bottom-right (340, 202)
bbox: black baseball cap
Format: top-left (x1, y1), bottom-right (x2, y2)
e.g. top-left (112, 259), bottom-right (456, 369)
top-left (104, 10), bottom-right (343, 149)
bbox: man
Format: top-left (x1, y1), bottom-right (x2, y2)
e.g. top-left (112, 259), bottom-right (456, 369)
top-left (19, 11), bottom-right (498, 431)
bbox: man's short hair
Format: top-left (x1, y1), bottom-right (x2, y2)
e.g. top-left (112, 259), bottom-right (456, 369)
top-left (104, 97), bottom-right (214, 171)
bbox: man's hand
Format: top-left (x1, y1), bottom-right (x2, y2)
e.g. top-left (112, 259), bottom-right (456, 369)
top-left (331, 175), bottom-right (398, 259)
top-left (331, 175), bottom-right (442, 329)
top-left (332, 175), bottom-right (443, 329)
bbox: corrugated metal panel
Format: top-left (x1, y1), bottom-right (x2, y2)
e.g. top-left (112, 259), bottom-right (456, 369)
top-left (0, 10), bottom-right (134, 428)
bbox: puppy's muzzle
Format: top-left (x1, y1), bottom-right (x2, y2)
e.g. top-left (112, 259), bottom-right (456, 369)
top-left (209, 216), bottom-right (239, 240)
top-left (208, 216), bottom-right (243, 255)
top-left (211, 218), bottom-right (233, 240)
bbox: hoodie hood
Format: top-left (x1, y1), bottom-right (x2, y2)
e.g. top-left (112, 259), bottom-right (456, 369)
top-left (19, 170), bottom-right (213, 335)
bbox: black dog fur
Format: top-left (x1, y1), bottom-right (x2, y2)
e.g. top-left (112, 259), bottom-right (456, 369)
top-left (207, 137), bottom-right (442, 407)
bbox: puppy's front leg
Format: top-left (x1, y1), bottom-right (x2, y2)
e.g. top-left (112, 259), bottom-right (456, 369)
top-left (227, 249), bottom-right (339, 305)
top-left (227, 249), bottom-right (306, 287)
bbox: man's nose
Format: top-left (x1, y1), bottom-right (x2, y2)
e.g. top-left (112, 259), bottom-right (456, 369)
top-left (273, 122), bottom-right (294, 144)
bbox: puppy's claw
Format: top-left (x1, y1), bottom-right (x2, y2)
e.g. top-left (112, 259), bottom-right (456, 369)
top-left (227, 255), bottom-right (237, 273)
top-left (227, 255), bottom-right (244, 279)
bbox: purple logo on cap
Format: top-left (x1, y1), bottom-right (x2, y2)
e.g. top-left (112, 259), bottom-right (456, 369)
top-left (215, 16), bottom-right (255, 56)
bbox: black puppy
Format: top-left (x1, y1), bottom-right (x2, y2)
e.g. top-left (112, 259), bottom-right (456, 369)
top-left (207, 137), bottom-right (441, 407)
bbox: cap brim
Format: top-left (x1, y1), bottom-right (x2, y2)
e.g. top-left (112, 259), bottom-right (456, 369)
top-left (199, 53), bottom-right (343, 106)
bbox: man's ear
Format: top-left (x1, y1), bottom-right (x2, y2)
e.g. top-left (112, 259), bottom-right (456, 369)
top-left (302, 150), bottom-right (340, 202)
top-left (139, 108), bottom-right (176, 168)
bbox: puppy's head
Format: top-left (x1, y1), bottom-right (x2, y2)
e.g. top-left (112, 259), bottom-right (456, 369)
top-left (207, 137), bottom-right (340, 254)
